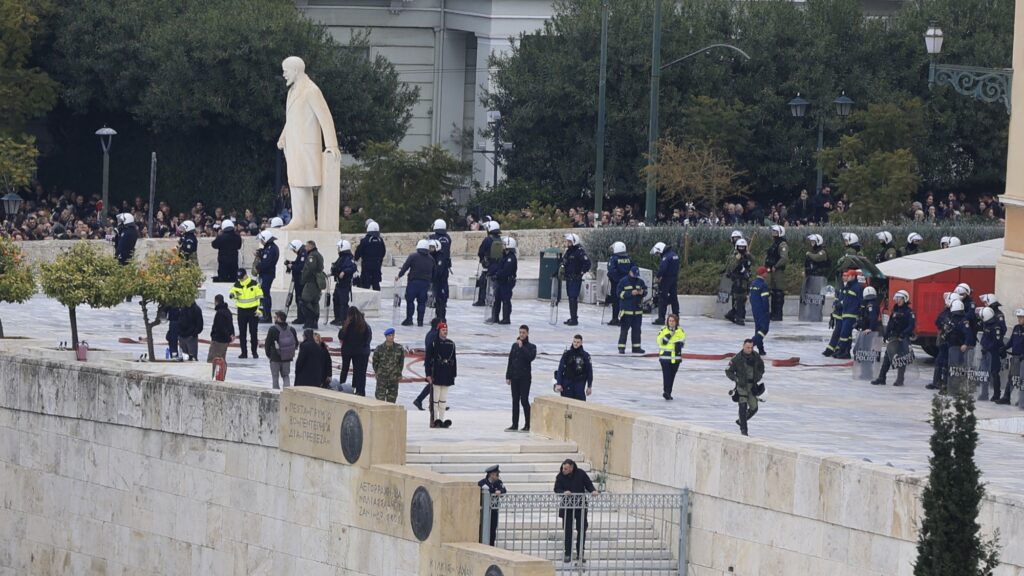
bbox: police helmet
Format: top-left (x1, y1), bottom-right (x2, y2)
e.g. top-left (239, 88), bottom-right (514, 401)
top-left (951, 299), bottom-right (965, 313)
top-left (862, 286), bottom-right (877, 299)
top-left (735, 238), bottom-right (748, 249)
top-left (730, 230), bottom-right (743, 241)
top-left (807, 234), bottom-right (824, 247)
top-left (894, 289), bottom-right (910, 304)
top-left (1015, 308), bottom-right (1024, 317)
top-left (503, 237), bottom-right (518, 250)
top-left (947, 237), bottom-right (962, 247)
top-left (956, 282), bottom-right (972, 295)
top-left (770, 224), bottom-right (785, 237)
top-left (289, 239), bottom-right (303, 252)
top-left (842, 232), bottom-right (859, 246)
top-left (337, 240), bottom-right (352, 252)
top-left (220, 219), bottom-right (234, 231)
top-left (980, 294), bottom-right (998, 306)
top-left (416, 239), bottom-right (430, 251)
top-left (429, 239), bottom-right (441, 252)
top-left (180, 220), bottom-right (196, 233)
top-left (610, 241), bottom-right (626, 254)
top-left (564, 233), bottom-right (581, 246)
top-left (939, 236), bottom-right (950, 248)
top-left (650, 242), bottom-right (666, 255)
top-left (433, 218), bottom-right (447, 231)
top-left (257, 230), bottom-right (274, 244)
top-left (488, 221), bottom-right (501, 232)
top-left (875, 231), bottom-right (893, 244)
top-left (121, 213), bottom-right (135, 225)
top-left (954, 286), bottom-right (968, 299)
top-left (907, 232), bottom-right (923, 244)
top-left (367, 221), bottom-right (380, 233)
top-left (270, 217), bottom-right (284, 228)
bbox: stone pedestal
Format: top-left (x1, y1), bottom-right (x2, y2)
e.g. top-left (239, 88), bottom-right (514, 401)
top-left (270, 229), bottom-right (342, 292)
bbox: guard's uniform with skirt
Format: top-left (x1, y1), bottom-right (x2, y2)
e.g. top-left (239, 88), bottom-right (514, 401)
top-left (871, 299), bottom-right (915, 386)
top-left (478, 465), bottom-right (507, 546)
top-left (657, 325), bottom-right (686, 398)
top-left (562, 242), bottom-right (591, 326)
top-left (616, 269), bottom-right (647, 354)
top-left (749, 272), bottom-right (770, 354)
top-left (653, 247), bottom-right (680, 324)
top-left (726, 349), bottom-right (765, 436)
top-left (424, 331), bottom-right (457, 427)
top-left (765, 234), bottom-right (789, 321)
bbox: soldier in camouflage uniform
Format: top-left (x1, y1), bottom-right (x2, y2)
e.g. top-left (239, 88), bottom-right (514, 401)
top-left (372, 327), bottom-right (405, 403)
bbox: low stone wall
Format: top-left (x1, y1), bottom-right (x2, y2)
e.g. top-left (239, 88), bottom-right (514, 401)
top-left (0, 353), bottom-right (553, 575)
top-left (532, 396), bottom-right (1024, 576)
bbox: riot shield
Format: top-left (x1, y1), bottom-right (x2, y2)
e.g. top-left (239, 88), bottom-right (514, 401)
top-left (889, 338), bottom-right (915, 370)
top-left (391, 282), bottom-right (403, 325)
top-left (947, 347), bottom-right (974, 396)
top-left (1011, 356), bottom-right (1024, 409)
top-left (717, 274), bottom-right (733, 319)
top-left (799, 276), bottom-right (826, 323)
top-left (484, 276), bottom-right (496, 321)
top-left (426, 287), bottom-right (436, 309)
top-left (978, 351), bottom-right (996, 401)
top-left (549, 277), bottom-right (561, 326)
top-left (969, 348), bottom-right (989, 400)
top-left (852, 331), bottom-right (882, 380)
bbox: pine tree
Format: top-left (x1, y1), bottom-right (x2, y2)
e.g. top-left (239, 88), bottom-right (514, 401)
top-left (915, 392), bottom-right (1000, 575)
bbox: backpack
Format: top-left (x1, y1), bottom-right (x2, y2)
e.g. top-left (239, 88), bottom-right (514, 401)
top-left (277, 326), bottom-right (297, 361)
top-left (489, 238), bottom-right (504, 262)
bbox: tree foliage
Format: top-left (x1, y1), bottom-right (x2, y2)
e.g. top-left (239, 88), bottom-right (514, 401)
top-left (0, 135), bottom-right (40, 192)
top-left (643, 137), bottom-right (746, 212)
top-left (0, 237), bottom-right (36, 337)
top-left (915, 393), bottom-right (1000, 575)
top-left (40, 0), bottom-right (418, 209)
top-left (343, 142), bottom-right (470, 233)
top-left (39, 242), bottom-right (133, 349)
top-left (130, 249), bottom-right (204, 360)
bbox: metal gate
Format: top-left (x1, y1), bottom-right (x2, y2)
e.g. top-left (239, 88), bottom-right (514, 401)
top-left (481, 491), bottom-right (689, 574)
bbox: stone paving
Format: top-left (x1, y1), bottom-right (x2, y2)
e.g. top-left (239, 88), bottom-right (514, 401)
top-left (5, 259), bottom-right (1024, 495)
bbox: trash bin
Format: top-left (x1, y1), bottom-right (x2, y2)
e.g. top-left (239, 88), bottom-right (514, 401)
top-left (537, 248), bottom-right (562, 299)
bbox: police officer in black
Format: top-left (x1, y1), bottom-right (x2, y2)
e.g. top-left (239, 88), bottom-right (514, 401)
top-left (255, 230), bottom-right (280, 323)
top-left (606, 242), bottom-right (633, 326)
top-left (474, 221), bottom-right (503, 306)
top-left (177, 220), bottom-right (198, 263)
top-left (354, 220), bottom-right (386, 291)
top-left (429, 218), bottom-right (452, 263)
top-left (871, 290), bottom-right (915, 387)
top-left (428, 239), bottom-right (450, 321)
top-left (725, 239), bottom-right (752, 326)
top-left (478, 465), bottom-right (507, 546)
top-left (330, 240), bottom-right (357, 326)
top-left (944, 299), bottom-right (976, 394)
top-left (650, 242), bottom-right (680, 325)
top-left (561, 233), bottom-right (591, 326)
top-left (286, 240), bottom-right (307, 325)
top-left (856, 286), bottom-right (881, 333)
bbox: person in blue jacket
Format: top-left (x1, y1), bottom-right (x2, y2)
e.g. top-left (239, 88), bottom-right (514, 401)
top-left (824, 269), bottom-right (862, 359)
top-left (856, 286), bottom-right (881, 333)
top-left (330, 240), bottom-right (358, 326)
top-left (561, 233), bottom-right (591, 326)
top-left (650, 242), bottom-right (680, 325)
top-left (945, 298), bottom-right (976, 394)
top-left (488, 237), bottom-right (518, 325)
top-left (1002, 308), bottom-right (1024, 403)
top-left (871, 290), bottom-right (916, 386)
top-left (354, 220), bottom-right (387, 291)
top-left (616, 265), bottom-right (647, 354)
top-left (927, 293), bottom-right (954, 391)
top-left (979, 307), bottom-right (1008, 403)
top-left (606, 242), bottom-right (633, 326)
top-left (255, 230), bottom-right (279, 323)
top-left (749, 266), bottom-right (770, 356)
top-left (555, 335), bottom-right (594, 401)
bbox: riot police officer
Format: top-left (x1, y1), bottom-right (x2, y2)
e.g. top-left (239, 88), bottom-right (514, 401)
top-left (330, 240), bottom-right (357, 326)
top-left (945, 298), bottom-right (976, 394)
top-left (725, 239), bottom-right (752, 326)
top-left (857, 285), bottom-right (881, 333)
top-left (650, 242), bottom-right (680, 325)
top-left (927, 293), bottom-right (954, 391)
top-left (871, 290), bottom-right (915, 386)
top-left (354, 220), bottom-right (387, 290)
top-left (606, 242), bottom-right (633, 326)
top-left (489, 237), bottom-right (518, 325)
top-left (980, 306), bottom-right (1008, 403)
top-left (286, 239), bottom-right (307, 325)
top-left (474, 221), bottom-right (503, 306)
top-left (764, 225), bottom-right (788, 321)
top-left (836, 232), bottom-right (863, 271)
top-left (255, 230), bottom-right (279, 323)
top-left (428, 239), bottom-right (450, 321)
top-left (899, 232), bottom-right (923, 257)
top-left (211, 220), bottom-right (241, 282)
top-left (804, 234), bottom-right (829, 277)
top-left (874, 231), bottom-right (897, 264)
top-left (177, 220), bottom-right (198, 263)
top-left (561, 233), bottom-right (591, 326)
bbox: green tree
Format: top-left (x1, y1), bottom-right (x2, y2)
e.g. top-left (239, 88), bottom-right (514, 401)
top-left (39, 242), bottom-right (133, 350)
top-left (130, 250), bottom-right (204, 361)
top-left (0, 135), bottom-right (39, 192)
top-left (643, 137), bottom-right (746, 213)
top-left (0, 238), bottom-right (36, 338)
top-left (41, 0), bottom-right (418, 209)
top-left (345, 142), bottom-right (470, 233)
top-left (915, 393), bottom-right (1000, 575)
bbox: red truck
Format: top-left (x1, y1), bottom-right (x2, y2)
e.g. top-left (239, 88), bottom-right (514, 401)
top-left (875, 238), bottom-right (1001, 356)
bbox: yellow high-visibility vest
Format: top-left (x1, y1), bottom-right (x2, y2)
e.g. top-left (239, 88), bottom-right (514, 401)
top-left (657, 326), bottom-right (686, 363)
top-left (229, 277), bottom-right (263, 310)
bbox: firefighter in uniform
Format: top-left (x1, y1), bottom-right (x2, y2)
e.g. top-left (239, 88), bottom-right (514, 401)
top-left (650, 242), bottom-right (680, 325)
top-left (606, 242), bottom-right (634, 326)
top-left (749, 266), bottom-right (770, 356)
top-left (825, 269), bottom-right (861, 359)
top-left (616, 265), bottom-right (647, 354)
top-left (725, 239), bottom-right (752, 326)
top-left (874, 231), bottom-right (898, 263)
top-left (764, 225), bottom-right (788, 321)
top-left (229, 268), bottom-right (264, 359)
top-left (561, 233), bottom-right (591, 326)
top-left (871, 290), bottom-right (915, 386)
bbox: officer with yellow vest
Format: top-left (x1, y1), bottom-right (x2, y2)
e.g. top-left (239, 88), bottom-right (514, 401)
top-left (657, 314), bottom-right (687, 400)
top-left (229, 268), bottom-right (264, 359)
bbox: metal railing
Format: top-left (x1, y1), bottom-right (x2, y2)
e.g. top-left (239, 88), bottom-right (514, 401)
top-left (482, 490), bottom-right (690, 575)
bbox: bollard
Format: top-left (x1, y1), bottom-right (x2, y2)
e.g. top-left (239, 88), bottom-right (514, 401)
top-left (211, 357), bottom-right (227, 381)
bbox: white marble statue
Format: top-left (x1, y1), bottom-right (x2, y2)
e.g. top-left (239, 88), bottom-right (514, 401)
top-left (277, 56), bottom-right (341, 231)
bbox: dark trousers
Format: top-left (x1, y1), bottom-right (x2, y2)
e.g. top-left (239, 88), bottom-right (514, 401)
top-left (510, 378), bottom-right (532, 428)
top-left (333, 283), bottom-right (351, 323)
top-left (826, 323), bottom-right (842, 352)
top-left (752, 318), bottom-right (769, 350)
top-left (416, 383), bottom-right (431, 404)
top-left (770, 289), bottom-right (785, 321)
top-left (877, 352), bottom-right (906, 384)
top-left (836, 318), bottom-right (856, 355)
top-left (259, 275), bottom-right (274, 319)
top-left (562, 509), bottom-right (588, 558)
top-left (738, 400), bottom-right (758, 433)
top-left (300, 296), bottom-right (320, 329)
top-left (610, 294), bottom-right (622, 323)
top-left (475, 275), bottom-right (488, 305)
top-left (657, 286), bottom-right (679, 319)
top-left (560, 379), bottom-right (587, 401)
top-left (166, 321), bottom-right (180, 356)
top-left (730, 291), bottom-right (747, 321)
top-left (293, 281), bottom-right (305, 323)
top-left (405, 279), bottom-right (430, 324)
top-left (932, 345), bottom-right (949, 387)
top-left (432, 282), bottom-right (449, 321)
top-left (567, 279), bottom-right (582, 322)
top-left (237, 308), bottom-right (258, 355)
top-left (362, 264), bottom-right (382, 291)
top-left (491, 282), bottom-right (514, 322)
top-left (661, 360), bottom-right (680, 395)
top-left (617, 314), bottom-right (642, 352)
top-left (349, 355), bottom-right (369, 396)
top-left (487, 511), bottom-right (499, 546)
top-left (340, 355), bottom-right (351, 383)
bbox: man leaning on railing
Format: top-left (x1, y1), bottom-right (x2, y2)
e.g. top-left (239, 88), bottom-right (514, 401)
top-left (555, 459), bottom-right (598, 565)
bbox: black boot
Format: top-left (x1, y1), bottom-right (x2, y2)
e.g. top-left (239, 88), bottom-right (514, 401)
top-left (892, 367), bottom-right (905, 387)
top-left (564, 300), bottom-right (578, 325)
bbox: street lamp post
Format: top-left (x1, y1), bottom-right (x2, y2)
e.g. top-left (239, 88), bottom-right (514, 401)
top-left (473, 111), bottom-right (512, 189)
top-left (787, 92), bottom-right (854, 194)
top-left (95, 126), bottom-right (117, 225)
top-left (594, 0), bottom-right (610, 224)
top-left (1, 193), bottom-right (23, 220)
top-left (925, 24), bottom-right (1013, 114)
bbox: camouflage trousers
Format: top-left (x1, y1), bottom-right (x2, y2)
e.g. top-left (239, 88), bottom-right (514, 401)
top-left (375, 378), bottom-right (400, 403)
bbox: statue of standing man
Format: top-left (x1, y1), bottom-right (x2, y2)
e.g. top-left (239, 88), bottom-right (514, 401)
top-left (278, 56), bottom-right (342, 231)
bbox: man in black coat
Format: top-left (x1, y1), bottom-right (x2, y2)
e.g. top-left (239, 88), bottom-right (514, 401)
top-left (177, 301), bottom-right (204, 361)
top-left (505, 325), bottom-right (537, 432)
top-left (554, 459), bottom-right (598, 564)
top-left (294, 329), bottom-right (324, 387)
top-left (211, 220), bottom-right (242, 282)
top-left (115, 213), bottom-right (139, 265)
top-left (207, 294), bottom-right (234, 362)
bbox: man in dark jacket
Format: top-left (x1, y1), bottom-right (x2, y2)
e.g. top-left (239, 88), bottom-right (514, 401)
top-left (294, 329), bottom-right (324, 387)
top-left (505, 325), bottom-right (537, 432)
top-left (330, 240), bottom-right (357, 326)
top-left (554, 459), bottom-right (598, 564)
top-left (177, 300), bottom-right (203, 361)
top-left (115, 213), bottom-right (139, 265)
top-left (561, 233), bottom-right (591, 326)
top-left (208, 294), bottom-right (234, 362)
top-left (556, 335), bottom-right (593, 401)
top-left (424, 321), bottom-right (457, 428)
top-left (286, 240), bottom-right (307, 325)
top-left (355, 220), bottom-right (387, 290)
top-left (478, 464), bottom-right (507, 546)
top-left (211, 220), bottom-right (241, 282)
top-left (650, 242), bottom-right (680, 325)
top-left (726, 339), bottom-right (765, 436)
top-left (255, 230), bottom-right (279, 323)
top-left (489, 237), bottom-right (518, 325)
top-left (871, 290), bottom-right (916, 387)
top-left (605, 242), bottom-right (633, 326)
top-left (396, 239), bottom-right (435, 327)
top-left (474, 221), bottom-right (503, 306)
top-left (616, 265), bottom-right (647, 354)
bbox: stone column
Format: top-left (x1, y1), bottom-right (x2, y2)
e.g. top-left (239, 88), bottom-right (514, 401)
top-left (996, 0), bottom-right (1024, 310)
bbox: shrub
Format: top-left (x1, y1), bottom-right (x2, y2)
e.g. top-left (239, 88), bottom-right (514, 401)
top-left (493, 201), bottom-right (572, 230)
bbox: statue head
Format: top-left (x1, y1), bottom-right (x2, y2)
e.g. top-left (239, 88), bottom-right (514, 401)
top-left (282, 56), bottom-right (306, 86)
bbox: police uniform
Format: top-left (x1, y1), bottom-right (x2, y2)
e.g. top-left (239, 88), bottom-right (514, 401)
top-left (330, 249), bottom-right (357, 325)
top-left (354, 231), bottom-right (387, 290)
top-left (928, 306), bottom-right (952, 390)
top-left (477, 465), bottom-right (507, 546)
top-left (875, 243), bottom-right (898, 264)
top-left (430, 247), bottom-right (451, 321)
top-left (980, 317), bottom-right (1007, 402)
top-left (616, 271), bottom-right (647, 354)
top-left (765, 236), bottom-right (789, 321)
top-left (872, 302), bottom-right (915, 386)
top-left (653, 247), bottom-right (680, 324)
top-left (255, 238), bottom-right (279, 322)
top-left (856, 295), bottom-right (881, 332)
top-left (946, 309), bottom-right (976, 394)
top-left (475, 230), bottom-right (503, 306)
top-left (749, 274), bottom-right (770, 355)
top-left (562, 244), bottom-right (591, 325)
top-left (726, 249), bottom-right (753, 325)
top-left (290, 247), bottom-right (307, 324)
top-left (178, 231), bottom-right (198, 263)
top-left (229, 272), bottom-right (264, 358)
top-left (491, 248), bottom-right (517, 324)
top-left (606, 253), bottom-right (634, 326)
top-left (557, 345), bottom-right (594, 401)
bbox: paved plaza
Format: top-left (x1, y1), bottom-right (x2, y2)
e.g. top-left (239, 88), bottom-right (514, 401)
top-left (7, 259), bottom-right (1024, 496)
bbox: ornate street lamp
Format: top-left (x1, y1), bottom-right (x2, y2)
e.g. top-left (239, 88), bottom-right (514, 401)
top-left (925, 24), bottom-right (1011, 114)
top-left (1, 192), bottom-right (23, 218)
top-left (787, 92), bottom-right (855, 193)
top-left (96, 126), bottom-right (117, 225)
